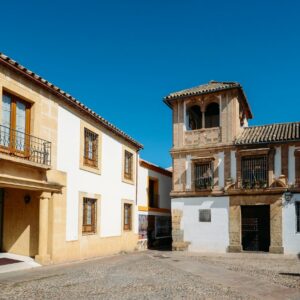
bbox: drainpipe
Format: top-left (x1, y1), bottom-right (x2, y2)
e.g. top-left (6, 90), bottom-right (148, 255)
top-left (135, 151), bottom-right (139, 205)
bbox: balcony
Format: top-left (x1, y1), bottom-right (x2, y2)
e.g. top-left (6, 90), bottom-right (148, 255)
top-left (0, 124), bottom-right (51, 167)
top-left (184, 127), bottom-right (221, 147)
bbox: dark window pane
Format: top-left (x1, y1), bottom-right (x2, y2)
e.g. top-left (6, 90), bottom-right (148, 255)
top-left (199, 209), bottom-right (211, 222)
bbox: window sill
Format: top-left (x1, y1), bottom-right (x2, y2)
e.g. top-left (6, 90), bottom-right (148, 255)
top-left (80, 164), bottom-right (101, 175)
top-left (122, 177), bottom-right (135, 185)
top-left (82, 232), bottom-right (97, 236)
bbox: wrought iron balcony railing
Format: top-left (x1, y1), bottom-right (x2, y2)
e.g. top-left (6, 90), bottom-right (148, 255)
top-left (0, 124), bottom-right (51, 166)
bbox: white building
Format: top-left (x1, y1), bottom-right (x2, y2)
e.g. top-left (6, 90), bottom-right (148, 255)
top-left (137, 159), bottom-right (172, 249)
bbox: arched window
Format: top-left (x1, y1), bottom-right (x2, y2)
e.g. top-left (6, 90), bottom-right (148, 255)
top-left (187, 105), bottom-right (202, 130)
top-left (205, 103), bottom-right (219, 128)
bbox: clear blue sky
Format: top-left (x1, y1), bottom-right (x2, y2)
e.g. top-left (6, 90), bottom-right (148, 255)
top-left (1, 0), bottom-right (300, 167)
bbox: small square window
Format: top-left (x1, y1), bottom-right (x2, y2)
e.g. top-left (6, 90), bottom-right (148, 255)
top-left (199, 209), bottom-right (211, 222)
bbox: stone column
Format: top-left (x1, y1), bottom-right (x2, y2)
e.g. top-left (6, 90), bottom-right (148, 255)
top-left (228, 199), bottom-right (242, 252)
top-left (35, 192), bottom-right (51, 265)
top-left (269, 198), bottom-right (284, 254)
top-left (201, 111), bottom-right (205, 129)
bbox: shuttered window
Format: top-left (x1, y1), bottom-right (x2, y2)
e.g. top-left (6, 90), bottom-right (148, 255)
top-left (84, 128), bottom-right (98, 167)
top-left (82, 198), bottom-right (97, 234)
top-left (124, 203), bottom-right (132, 231)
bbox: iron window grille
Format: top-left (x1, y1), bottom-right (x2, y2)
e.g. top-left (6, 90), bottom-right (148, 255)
top-left (199, 209), bottom-right (211, 222)
top-left (124, 150), bottom-right (133, 180)
top-left (124, 203), bottom-right (132, 231)
top-left (194, 162), bottom-right (213, 190)
top-left (241, 156), bottom-right (268, 189)
top-left (84, 128), bottom-right (98, 168)
top-left (82, 198), bottom-right (97, 234)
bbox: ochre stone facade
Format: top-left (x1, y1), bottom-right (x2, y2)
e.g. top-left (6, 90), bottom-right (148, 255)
top-left (165, 81), bottom-right (300, 254)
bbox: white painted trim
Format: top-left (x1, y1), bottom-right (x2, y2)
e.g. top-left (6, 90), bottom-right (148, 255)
top-left (218, 152), bottom-right (224, 188)
top-left (288, 146), bottom-right (296, 185)
top-left (274, 146), bottom-right (281, 179)
top-left (186, 155), bottom-right (192, 190)
top-left (230, 150), bottom-right (236, 181)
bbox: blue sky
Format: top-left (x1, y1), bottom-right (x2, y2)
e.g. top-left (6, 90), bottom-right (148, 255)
top-left (1, 0), bottom-right (300, 167)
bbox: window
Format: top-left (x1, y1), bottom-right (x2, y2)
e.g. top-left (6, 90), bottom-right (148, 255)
top-left (124, 150), bottom-right (133, 180)
top-left (84, 128), bottom-right (98, 167)
top-left (1, 92), bottom-right (31, 152)
top-left (123, 203), bottom-right (132, 230)
top-left (148, 177), bottom-right (159, 208)
top-left (205, 103), bottom-right (219, 128)
top-left (199, 209), bottom-right (211, 222)
top-left (296, 202), bottom-right (300, 233)
top-left (194, 162), bottom-right (213, 190)
top-left (187, 105), bottom-right (202, 130)
top-left (82, 198), bottom-right (97, 234)
top-left (241, 156), bottom-right (268, 188)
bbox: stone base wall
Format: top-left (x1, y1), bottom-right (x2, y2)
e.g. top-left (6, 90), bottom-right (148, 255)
top-left (172, 209), bottom-right (189, 251)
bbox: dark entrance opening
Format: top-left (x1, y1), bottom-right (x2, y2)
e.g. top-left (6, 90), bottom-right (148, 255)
top-left (241, 205), bottom-right (270, 252)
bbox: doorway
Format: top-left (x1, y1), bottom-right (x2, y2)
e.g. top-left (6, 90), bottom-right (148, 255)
top-left (241, 205), bottom-right (270, 252)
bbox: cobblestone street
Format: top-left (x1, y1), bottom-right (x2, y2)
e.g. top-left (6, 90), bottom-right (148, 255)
top-left (0, 251), bottom-right (299, 300)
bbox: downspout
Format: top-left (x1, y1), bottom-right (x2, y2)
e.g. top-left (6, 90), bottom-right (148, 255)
top-left (136, 151), bottom-right (139, 205)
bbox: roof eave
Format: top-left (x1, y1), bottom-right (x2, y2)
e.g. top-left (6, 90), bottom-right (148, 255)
top-left (0, 54), bottom-right (143, 150)
top-left (163, 86), bottom-right (253, 119)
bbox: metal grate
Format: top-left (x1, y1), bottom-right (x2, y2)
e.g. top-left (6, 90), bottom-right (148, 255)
top-left (124, 150), bottom-right (133, 180)
top-left (194, 162), bottom-right (213, 190)
top-left (0, 124), bottom-right (51, 166)
top-left (84, 128), bottom-right (98, 167)
top-left (241, 156), bottom-right (268, 189)
top-left (199, 209), bottom-right (211, 222)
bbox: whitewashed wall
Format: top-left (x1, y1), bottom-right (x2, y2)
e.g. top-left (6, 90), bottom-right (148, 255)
top-left (57, 105), bottom-right (137, 241)
top-left (172, 197), bottom-right (229, 253)
top-left (283, 193), bottom-right (300, 255)
top-left (137, 163), bottom-right (172, 210)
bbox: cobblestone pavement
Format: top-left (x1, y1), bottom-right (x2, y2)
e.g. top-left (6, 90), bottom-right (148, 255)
top-left (0, 251), bottom-right (299, 300)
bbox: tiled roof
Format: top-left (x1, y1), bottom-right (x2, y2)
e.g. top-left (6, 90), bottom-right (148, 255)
top-left (165, 81), bottom-right (241, 100)
top-left (164, 81), bottom-right (253, 119)
top-left (235, 122), bottom-right (300, 145)
top-left (0, 53), bottom-right (143, 149)
top-left (139, 159), bottom-right (172, 177)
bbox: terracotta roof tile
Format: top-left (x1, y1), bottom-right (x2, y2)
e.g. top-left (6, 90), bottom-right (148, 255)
top-left (164, 81), bottom-right (240, 100)
top-left (0, 53), bottom-right (143, 149)
top-left (235, 122), bottom-right (300, 145)
top-left (164, 81), bottom-right (253, 119)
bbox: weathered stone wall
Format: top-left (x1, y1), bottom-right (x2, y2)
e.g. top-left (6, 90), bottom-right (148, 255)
top-left (172, 209), bottom-right (189, 251)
